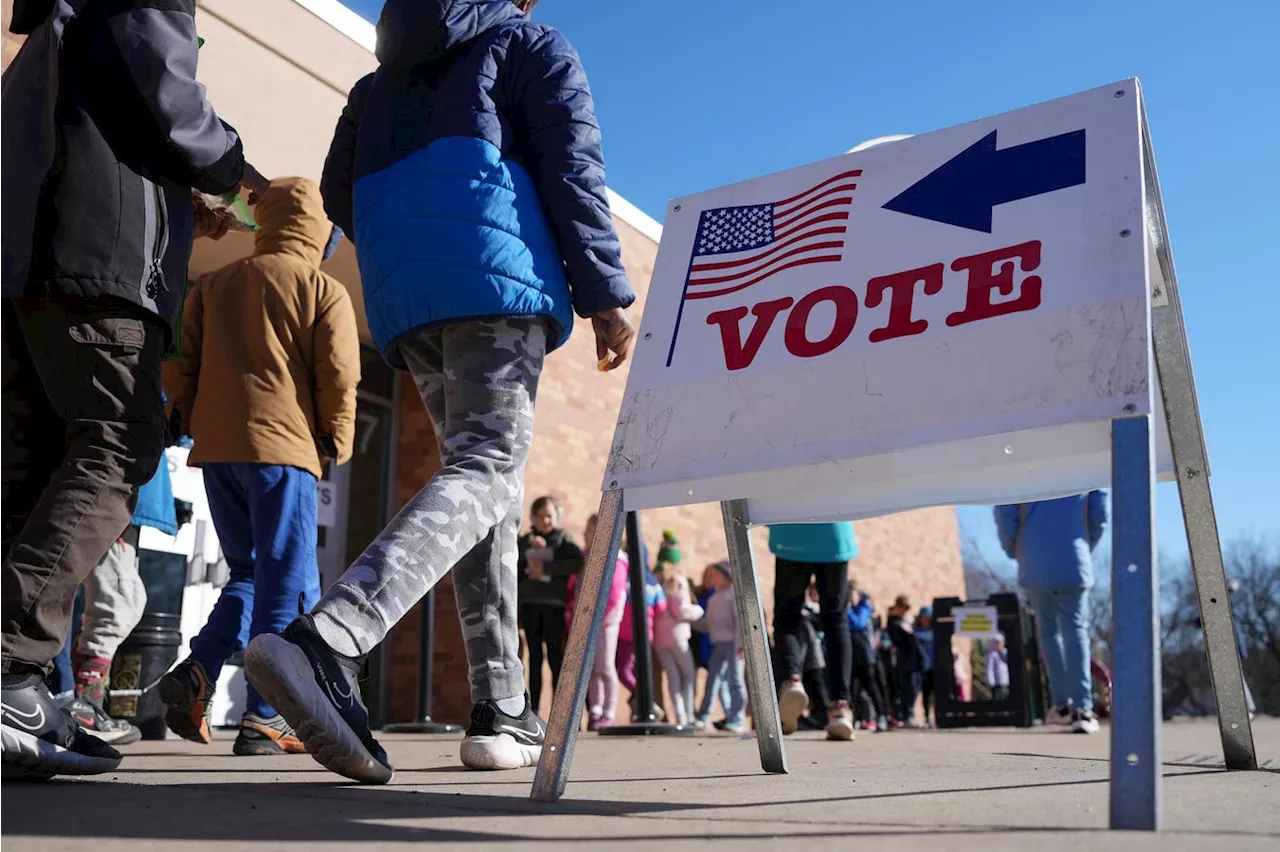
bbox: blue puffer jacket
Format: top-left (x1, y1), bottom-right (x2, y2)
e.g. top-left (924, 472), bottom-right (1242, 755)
top-left (768, 523), bottom-right (859, 564)
top-left (994, 492), bottom-right (1108, 591)
top-left (321, 0), bottom-right (635, 367)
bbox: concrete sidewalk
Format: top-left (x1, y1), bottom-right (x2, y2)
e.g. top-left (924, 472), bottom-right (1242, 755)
top-left (3, 718), bottom-right (1277, 850)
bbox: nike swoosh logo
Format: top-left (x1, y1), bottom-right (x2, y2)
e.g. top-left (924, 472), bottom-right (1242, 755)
top-left (496, 721), bottom-right (542, 742)
top-left (323, 677), bottom-right (354, 709)
top-left (2, 702), bottom-right (46, 732)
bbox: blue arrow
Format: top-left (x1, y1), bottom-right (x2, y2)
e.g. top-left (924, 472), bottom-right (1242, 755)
top-left (882, 128), bottom-right (1086, 232)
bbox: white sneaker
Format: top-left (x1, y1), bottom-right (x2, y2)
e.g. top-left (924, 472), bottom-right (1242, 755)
top-left (1071, 708), bottom-right (1100, 734)
top-left (825, 702), bottom-right (856, 742)
top-left (777, 678), bottom-right (808, 735)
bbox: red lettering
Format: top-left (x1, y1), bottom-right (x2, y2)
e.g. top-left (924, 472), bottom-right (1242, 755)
top-left (945, 240), bottom-right (1043, 327)
top-left (784, 286), bottom-right (858, 359)
top-left (705, 297), bottom-right (793, 371)
top-left (865, 263), bottom-right (945, 342)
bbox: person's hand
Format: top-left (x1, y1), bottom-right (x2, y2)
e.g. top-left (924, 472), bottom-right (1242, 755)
top-left (591, 307), bottom-right (635, 372)
top-left (238, 161), bottom-right (270, 204)
top-left (530, 535), bottom-right (547, 549)
top-left (192, 197), bottom-right (231, 241)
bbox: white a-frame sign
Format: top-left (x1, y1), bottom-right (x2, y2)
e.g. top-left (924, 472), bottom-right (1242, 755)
top-left (531, 79), bottom-right (1256, 831)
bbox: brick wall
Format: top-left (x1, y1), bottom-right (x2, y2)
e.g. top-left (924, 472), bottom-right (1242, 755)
top-left (387, 216), bottom-right (966, 725)
top-left (3, 1), bottom-right (24, 70)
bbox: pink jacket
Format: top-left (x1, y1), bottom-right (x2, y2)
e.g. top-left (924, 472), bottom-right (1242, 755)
top-left (653, 574), bottom-right (704, 651)
top-left (566, 552), bottom-right (629, 631)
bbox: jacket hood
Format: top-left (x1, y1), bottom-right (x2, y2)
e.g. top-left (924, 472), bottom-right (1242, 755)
top-left (376, 0), bottom-right (524, 70)
top-left (253, 177), bottom-right (332, 266)
top-left (9, 0), bottom-right (55, 34)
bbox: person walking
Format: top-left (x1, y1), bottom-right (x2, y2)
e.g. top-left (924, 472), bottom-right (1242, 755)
top-left (517, 496), bottom-right (584, 713)
top-left (2, 0), bottom-right (265, 780)
top-left (693, 562), bottom-right (746, 732)
top-left (160, 177), bottom-right (360, 756)
top-left (847, 580), bottom-right (889, 731)
top-left (995, 492), bottom-right (1108, 733)
top-left (769, 522), bottom-right (859, 741)
top-left (243, 0), bottom-right (636, 782)
top-left (653, 572), bottom-right (704, 727)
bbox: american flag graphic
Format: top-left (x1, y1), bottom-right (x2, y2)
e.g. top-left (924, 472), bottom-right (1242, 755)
top-left (666, 169), bottom-right (861, 365)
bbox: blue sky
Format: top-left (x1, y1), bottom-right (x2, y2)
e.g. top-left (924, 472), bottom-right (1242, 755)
top-left (344, 1), bottom-right (1278, 572)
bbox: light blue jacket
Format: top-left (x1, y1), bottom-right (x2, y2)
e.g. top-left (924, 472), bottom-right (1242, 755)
top-left (768, 523), bottom-right (858, 564)
top-left (131, 457), bottom-right (177, 536)
top-left (995, 492), bottom-right (1108, 591)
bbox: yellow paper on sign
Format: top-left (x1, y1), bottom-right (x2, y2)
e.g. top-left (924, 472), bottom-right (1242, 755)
top-left (953, 605), bottom-right (1000, 639)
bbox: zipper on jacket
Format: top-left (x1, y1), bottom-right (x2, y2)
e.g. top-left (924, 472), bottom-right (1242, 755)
top-left (146, 180), bottom-right (169, 299)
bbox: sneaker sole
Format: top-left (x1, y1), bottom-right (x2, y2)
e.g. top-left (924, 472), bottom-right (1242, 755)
top-left (460, 734), bottom-right (541, 771)
top-left (1, 727), bottom-right (120, 779)
top-left (778, 687), bottom-right (807, 735)
top-left (1071, 721), bottom-right (1101, 734)
top-left (243, 634), bottom-right (392, 784)
top-left (158, 672), bottom-right (212, 745)
top-left (86, 725), bottom-right (142, 746)
top-left (826, 718), bottom-right (856, 741)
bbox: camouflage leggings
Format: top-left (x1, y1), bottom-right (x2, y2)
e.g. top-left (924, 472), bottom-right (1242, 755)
top-left (312, 318), bottom-right (546, 703)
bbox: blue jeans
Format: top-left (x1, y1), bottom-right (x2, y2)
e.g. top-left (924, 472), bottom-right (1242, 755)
top-left (190, 463), bottom-right (320, 717)
top-left (1027, 587), bottom-right (1093, 711)
top-left (50, 590), bottom-right (84, 696)
top-left (697, 641), bottom-right (746, 725)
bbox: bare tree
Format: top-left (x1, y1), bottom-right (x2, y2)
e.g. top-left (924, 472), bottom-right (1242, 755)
top-left (1159, 535), bottom-right (1279, 717)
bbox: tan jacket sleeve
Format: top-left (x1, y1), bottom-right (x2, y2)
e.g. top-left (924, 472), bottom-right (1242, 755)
top-left (170, 279), bottom-right (206, 436)
top-left (312, 275), bottom-right (361, 465)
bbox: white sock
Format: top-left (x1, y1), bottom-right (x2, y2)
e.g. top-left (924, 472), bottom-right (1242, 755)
top-left (496, 695), bottom-right (526, 716)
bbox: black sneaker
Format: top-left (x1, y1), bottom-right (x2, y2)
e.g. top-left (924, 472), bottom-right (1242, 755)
top-left (243, 615), bottom-right (392, 783)
top-left (59, 694), bottom-right (142, 746)
top-left (2, 673), bottom-right (122, 780)
top-left (460, 696), bottom-right (544, 770)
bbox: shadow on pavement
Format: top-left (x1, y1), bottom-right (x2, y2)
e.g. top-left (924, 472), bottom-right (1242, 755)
top-left (1, 768), bottom-right (1254, 845)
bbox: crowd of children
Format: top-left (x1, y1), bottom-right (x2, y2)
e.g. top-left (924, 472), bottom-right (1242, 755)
top-left (518, 502), bottom-right (950, 733)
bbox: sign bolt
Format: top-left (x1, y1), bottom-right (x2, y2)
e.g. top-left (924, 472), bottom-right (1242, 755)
top-left (1119, 229), bottom-right (1132, 238)
top-left (674, 204), bottom-right (682, 212)
top-left (1115, 90), bottom-right (1126, 98)
top-left (1123, 403), bottom-right (1137, 414)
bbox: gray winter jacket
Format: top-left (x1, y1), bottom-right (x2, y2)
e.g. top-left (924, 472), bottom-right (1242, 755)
top-left (2, 0), bottom-right (245, 343)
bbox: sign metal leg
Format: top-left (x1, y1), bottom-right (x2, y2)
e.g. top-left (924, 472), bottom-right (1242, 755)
top-left (530, 489), bottom-right (625, 802)
top-left (1152, 308), bottom-right (1258, 770)
top-left (1109, 414), bottom-right (1161, 831)
top-left (720, 499), bottom-right (788, 775)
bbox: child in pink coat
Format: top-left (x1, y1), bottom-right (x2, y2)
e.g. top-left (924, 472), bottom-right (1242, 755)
top-left (566, 514), bottom-right (629, 729)
top-left (653, 572), bottom-right (705, 726)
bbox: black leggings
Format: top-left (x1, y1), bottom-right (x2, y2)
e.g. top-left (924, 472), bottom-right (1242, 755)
top-left (852, 662), bottom-right (888, 720)
top-left (773, 558), bottom-right (852, 703)
top-left (521, 603), bottom-right (566, 711)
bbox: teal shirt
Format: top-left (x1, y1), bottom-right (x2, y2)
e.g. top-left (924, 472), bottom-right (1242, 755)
top-left (767, 523), bottom-right (858, 564)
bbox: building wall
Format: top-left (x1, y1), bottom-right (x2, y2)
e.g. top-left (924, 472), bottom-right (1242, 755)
top-left (0, 1), bottom-right (24, 72)
top-left (387, 216), bottom-right (967, 724)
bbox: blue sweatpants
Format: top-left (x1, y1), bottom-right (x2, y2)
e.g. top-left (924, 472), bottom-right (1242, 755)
top-left (190, 463), bottom-right (320, 718)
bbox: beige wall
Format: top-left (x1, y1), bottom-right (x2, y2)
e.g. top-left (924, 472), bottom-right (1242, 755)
top-left (187, 0), bottom-right (376, 341)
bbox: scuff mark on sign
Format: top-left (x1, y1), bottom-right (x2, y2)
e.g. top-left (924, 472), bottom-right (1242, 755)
top-left (607, 389), bottom-right (673, 475)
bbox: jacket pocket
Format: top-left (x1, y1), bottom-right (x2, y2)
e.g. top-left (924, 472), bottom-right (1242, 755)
top-left (68, 316), bottom-right (147, 350)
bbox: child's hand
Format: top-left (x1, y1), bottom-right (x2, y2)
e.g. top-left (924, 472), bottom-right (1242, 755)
top-left (530, 535), bottom-right (547, 549)
top-left (592, 307), bottom-right (635, 371)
